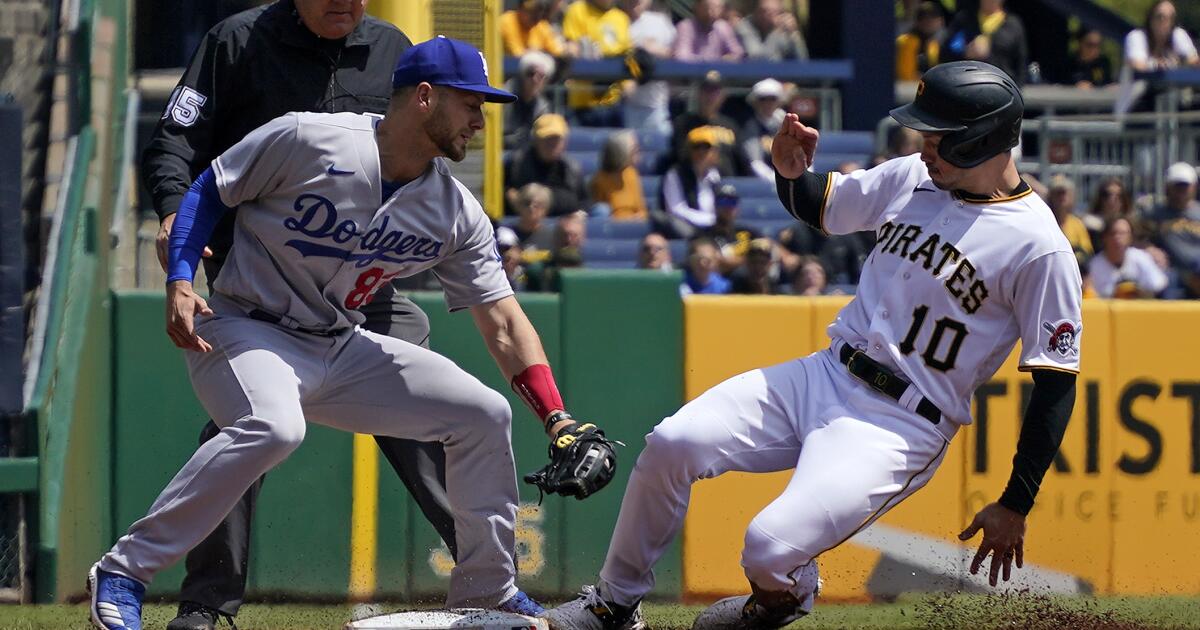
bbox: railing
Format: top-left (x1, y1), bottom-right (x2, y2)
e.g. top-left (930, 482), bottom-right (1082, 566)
top-left (1018, 112), bottom-right (1200, 203)
top-left (505, 56), bottom-right (853, 130)
top-left (9, 0), bottom-right (130, 603)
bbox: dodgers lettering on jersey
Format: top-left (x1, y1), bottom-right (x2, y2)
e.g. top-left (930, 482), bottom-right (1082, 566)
top-left (210, 112), bottom-right (511, 331)
top-left (820, 154), bottom-right (1083, 425)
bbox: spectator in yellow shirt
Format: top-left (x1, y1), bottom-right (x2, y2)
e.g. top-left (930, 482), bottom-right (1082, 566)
top-left (562, 0), bottom-right (631, 125)
top-left (589, 130), bottom-right (648, 220)
top-left (1047, 175), bottom-right (1094, 267)
top-left (501, 0), bottom-right (566, 57)
top-left (895, 1), bottom-right (944, 80)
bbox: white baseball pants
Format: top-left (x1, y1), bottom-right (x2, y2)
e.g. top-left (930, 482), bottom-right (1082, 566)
top-left (598, 348), bottom-right (952, 606)
top-left (100, 306), bottom-right (519, 608)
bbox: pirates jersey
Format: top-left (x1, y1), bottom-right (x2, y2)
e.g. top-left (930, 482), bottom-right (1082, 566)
top-left (817, 154), bottom-right (1083, 425)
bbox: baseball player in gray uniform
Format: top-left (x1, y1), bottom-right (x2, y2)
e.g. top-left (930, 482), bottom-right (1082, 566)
top-left (88, 37), bottom-right (618, 630)
top-left (547, 61), bottom-right (1083, 630)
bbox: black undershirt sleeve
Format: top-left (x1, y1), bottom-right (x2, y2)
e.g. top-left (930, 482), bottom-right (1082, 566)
top-left (774, 170), bottom-right (830, 232)
top-left (999, 369), bottom-right (1077, 515)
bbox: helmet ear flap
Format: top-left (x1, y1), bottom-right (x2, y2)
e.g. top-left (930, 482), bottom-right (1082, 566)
top-left (937, 117), bottom-right (1021, 168)
top-left (937, 128), bottom-right (979, 168)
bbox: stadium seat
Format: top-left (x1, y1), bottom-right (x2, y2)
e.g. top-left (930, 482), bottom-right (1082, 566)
top-left (812, 152), bottom-right (870, 173)
top-left (587, 260), bottom-right (638, 270)
top-left (668, 239), bottom-right (686, 262)
top-left (637, 150), bottom-right (663, 174)
top-left (566, 127), bottom-right (623, 152)
top-left (828, 284), bottom-right (858, 296)
top-left (570, 151), bottom-right (600, 174)
top-left (642, 176), bottom-right (661, 204)
top-left (740, 199), bottom-right (791, 220)
top-left (721, 177), bottom-right (774, 198)
top-left (741, 218), bottom-right (795, 238)
top-left (818, 131), bottom-right (875, 155)
top-left (636, 128), bottom-right (670, 153)
top-left (587, 217), bottom-right (651, 239)
top-left (582, 238), bottom-right (641, 265)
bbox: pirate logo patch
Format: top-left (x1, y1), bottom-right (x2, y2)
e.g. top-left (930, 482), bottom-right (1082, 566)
top-left (1042, 320), bottom-right (1081, 357)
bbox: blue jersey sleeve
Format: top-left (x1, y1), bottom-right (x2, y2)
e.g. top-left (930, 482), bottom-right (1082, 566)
top-left (166, 167), bottom-right (232, 284)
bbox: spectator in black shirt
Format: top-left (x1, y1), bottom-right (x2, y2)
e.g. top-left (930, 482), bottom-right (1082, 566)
top-left (1067, 29), bottom-right (1112, 88)
top-left (504, 114), bottom-right (588, 216)
top-left (943, 0), bottom-right (1028, 84)
top-left (730, 237), bottom-right (785, 294)
top-left (701, 183), bottom-right (760, 273)
top-left (504, 50), bottom-right (555, 149)
top-left (668, 70), bottom-right (754, 176)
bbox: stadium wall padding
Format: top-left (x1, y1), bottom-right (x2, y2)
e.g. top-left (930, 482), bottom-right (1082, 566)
top-left (680, 297), bottom-right (1200, 599)
top-left (107, 270), bottom-right (684, 600)
top-left (103, 286), bottom-right (1200, 600)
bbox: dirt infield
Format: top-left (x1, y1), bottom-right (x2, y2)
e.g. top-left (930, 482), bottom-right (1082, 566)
top-left (913, 592), bottom-right (1169, 630)
top-left (4, 594), bottom-right (1199, 629)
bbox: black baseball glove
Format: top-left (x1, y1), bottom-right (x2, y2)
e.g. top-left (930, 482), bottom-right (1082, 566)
top-left (524, 416), bottom-right (620, 502)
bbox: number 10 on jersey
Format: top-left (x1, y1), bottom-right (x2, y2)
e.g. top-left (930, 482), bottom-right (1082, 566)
top-left (898, 305), bottom-right (968, 371)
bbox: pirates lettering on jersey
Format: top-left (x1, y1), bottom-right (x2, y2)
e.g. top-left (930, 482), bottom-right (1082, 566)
top-left (283, 193), bottom-right (444, 267)
top-left (876, 220), bottom-right (990, 315)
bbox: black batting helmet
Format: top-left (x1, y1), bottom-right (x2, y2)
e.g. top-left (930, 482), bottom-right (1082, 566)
top-left (890, 61), bottom-right (1023, 168)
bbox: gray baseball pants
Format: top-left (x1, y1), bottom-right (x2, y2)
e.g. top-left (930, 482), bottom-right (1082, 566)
top-left (99, 297), bottom-right (519, 608)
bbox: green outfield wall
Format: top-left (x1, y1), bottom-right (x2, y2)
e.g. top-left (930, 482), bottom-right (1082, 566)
top-left (107, 270), bottom-right (683, 601)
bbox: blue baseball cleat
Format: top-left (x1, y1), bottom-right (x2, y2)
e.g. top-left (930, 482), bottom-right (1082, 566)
top-left (88, 564), bottom-right (146, 630)
top-left (497, 589), bottom-right (545, 616)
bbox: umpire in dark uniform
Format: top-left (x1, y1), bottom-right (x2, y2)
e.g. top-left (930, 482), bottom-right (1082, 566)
top-left (142, 2), bottom-right (458, 629)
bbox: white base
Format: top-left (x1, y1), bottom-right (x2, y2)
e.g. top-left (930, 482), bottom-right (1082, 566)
top-left (344, 608), bottom-right (548, 630)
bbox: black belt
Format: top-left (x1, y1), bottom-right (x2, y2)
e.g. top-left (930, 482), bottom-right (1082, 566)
top-left (248, 309), bottom-right (342, 337)
top-left (839, 344), bottom-right (942, 425)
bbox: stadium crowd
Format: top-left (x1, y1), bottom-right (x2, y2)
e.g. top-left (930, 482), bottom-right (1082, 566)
top-left (487, 0), bottom-right (1200, 299)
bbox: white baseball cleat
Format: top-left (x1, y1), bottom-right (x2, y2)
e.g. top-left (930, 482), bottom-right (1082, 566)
top-left (543, 584), bottom-right (645, 630)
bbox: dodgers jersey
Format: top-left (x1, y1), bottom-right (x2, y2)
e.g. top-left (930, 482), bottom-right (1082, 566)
top-left (210, 112), bottom-right (512, 331)
top-left (809, 154), bottom-right (1083, 426)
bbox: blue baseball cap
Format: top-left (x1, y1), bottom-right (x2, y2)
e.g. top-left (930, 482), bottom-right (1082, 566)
top-left (392, 36), bottom-right (517, 103)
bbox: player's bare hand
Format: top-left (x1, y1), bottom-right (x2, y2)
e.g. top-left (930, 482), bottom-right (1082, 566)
top-left (157, 213), bottom-right (213, 272)
top-left (166, 280), bottom-right (214, 353)
top-left (959, 502), bottom-right (1026, 587)
top-left (772, 113), bottom-right (819, 179)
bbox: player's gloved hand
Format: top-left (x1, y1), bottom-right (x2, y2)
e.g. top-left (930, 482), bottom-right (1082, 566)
top-left (523, 412), bottom-right (620, 502)
top-left (772, 113), bottom-right (820, 178)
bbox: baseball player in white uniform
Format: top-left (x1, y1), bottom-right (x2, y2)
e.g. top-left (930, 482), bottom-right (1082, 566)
top-left (87, 37), bottom-right (619, 630)
top-left (546, 61), bottom-right (1083, 630)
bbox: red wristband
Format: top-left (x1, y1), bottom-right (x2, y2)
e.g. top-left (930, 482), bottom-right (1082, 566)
top-left (511, 364), bottom-right (565, 422)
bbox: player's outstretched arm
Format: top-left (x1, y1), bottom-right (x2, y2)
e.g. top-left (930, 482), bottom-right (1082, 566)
top-left (470, 296), bottom-right (620, 500)
top-left (959, 368), bottom-right (1076, 586)
top-left (771, 113), bottom-right (819, 179)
